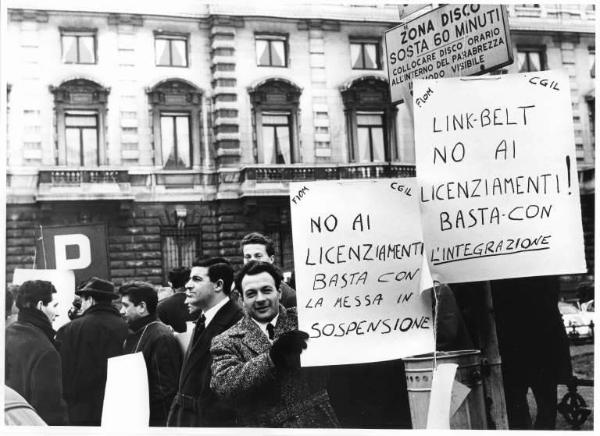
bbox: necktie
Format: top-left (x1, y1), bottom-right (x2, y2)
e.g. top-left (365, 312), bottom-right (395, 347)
top-left (266, 323), bottom-right (275, 340)
top-left (191, 313), bottom-right (206, 345)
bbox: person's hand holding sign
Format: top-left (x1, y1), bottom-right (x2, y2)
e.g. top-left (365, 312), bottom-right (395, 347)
top-left (270, 330), bottom-right (309, 369)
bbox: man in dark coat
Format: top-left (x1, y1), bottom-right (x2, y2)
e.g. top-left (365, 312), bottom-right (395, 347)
top-left (157, 267), bottom-right (194, 333)
top-left (55, 277), bottom-right (128, 426)
top-left (120, 281), bottom-right (182, 426)
top-left (167, 257), bottom-right (243, 427)
top-left (5, 280), bottom-right (68, 425)
top-left (238, 232), bottom-right (296, 307)
top-left (491, 275), bottom-right (573, 430)
top-left (210, 261), bottom-right (339, 428)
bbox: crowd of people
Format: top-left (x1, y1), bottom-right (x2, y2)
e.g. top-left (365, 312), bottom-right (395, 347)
top-left (5, 232), bottom-right (574, 429)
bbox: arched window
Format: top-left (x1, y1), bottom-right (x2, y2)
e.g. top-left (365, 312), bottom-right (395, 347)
top-left (147, 79), bottom-right (203, 169)
top-left (341, 76), bottom-right (398, 163)
top-left (50, 78), bottom-right (109, 166)
top-left (248, 78), bottom-right (302, 164)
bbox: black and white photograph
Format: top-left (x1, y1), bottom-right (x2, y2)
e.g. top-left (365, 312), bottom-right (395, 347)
top-left (2, 0), bottom-right (596, 432)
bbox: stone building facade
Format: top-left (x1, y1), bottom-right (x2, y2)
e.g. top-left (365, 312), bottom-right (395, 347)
top-left (5, 2), bottom-right (595, 286)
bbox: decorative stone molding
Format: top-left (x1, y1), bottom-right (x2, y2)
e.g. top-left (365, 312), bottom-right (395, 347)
top-left (108, 14), bottom-right (144, 27)
top-left (8, 9), bottom-right (48, 23)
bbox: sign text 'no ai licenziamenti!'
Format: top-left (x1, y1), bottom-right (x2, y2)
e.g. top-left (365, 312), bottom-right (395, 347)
top-left (414, 71), bottom-right (587, 284)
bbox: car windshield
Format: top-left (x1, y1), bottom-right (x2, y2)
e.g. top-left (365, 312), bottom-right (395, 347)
top-left (559, 302), bottom-right (579, 315)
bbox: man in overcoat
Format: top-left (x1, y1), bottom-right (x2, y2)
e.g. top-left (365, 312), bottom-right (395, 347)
top-left (56, 277), bottom-right (128, 426)
top-left (492, 275), bottom-right (573, 429)
top-left (120, 281), bottom-right (182, 426)
top-left (167, 257), bottom-right (243, 427)
top-left (210, 261), bottom-right (339, 428)
top-left (5, 280), bottom-right (68, 425)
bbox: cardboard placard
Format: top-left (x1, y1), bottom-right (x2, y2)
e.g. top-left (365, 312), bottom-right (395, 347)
top-left (414, 70), bottom-right (587, 283)
top-left (290, 179), bottom-right (434, 366)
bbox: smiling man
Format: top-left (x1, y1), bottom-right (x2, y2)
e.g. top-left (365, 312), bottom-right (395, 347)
top-left (210, 261), bottom-right (339, 428)
top-left (119, 282), bottom-right (182, 426)
top-left (167, 257), bottom-right (243, 427)
top-left (5, 280), bottom-right (68, 425)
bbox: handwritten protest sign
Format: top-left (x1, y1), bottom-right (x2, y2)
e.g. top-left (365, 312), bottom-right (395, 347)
top-left (290, 179), bottom-right (434, 366)
top-left (414, 70), bottom-right (587, 283)
top-left (13, 268), bottom-right (75, 330)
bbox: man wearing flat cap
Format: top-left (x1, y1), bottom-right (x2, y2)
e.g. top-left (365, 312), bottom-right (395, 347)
top-left (56, 277), bottom-right (128, 426)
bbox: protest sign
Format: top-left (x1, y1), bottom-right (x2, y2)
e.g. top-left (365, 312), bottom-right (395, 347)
top-left (385, 4), bottom-right (512, 103)
top-left (102, 353), bottom-right (149, 427)
top-left (414, 70), bottom-right (587, 283)
top-left (290, 179), bottom-right (434, 366)
top-left (12, 268), bottom-right (75, 330)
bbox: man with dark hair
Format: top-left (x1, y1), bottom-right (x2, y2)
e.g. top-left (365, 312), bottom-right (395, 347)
top-left (55, 277), bottom-right (128, 426)
top-left (119, 281), bottom-right (183, 426)
top-left (210, 261), bottom-right (339, 428)
top-left (239, 232), bottom-right (296, 307)
top-left (167, 257), bottom-right (243, 427)
top-left (5, 280), bottom-right (68, 425)
top-left (157, 266), bottom-right (194, 333)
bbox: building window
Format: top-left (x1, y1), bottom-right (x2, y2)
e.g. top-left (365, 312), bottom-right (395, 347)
top-left (160, 112), bottom-right (191, 168)
top-left (356, 112), bottom-right (385, 162)
top-left (589, 47), bottom-right (595, 78)
top-left (50, 79), bottom-right (109, 166)
top-left (65, 111), bottom-right (99, 166)
top-left (350, 40), bottom-right (381, 70)
top-left (147, 79), bottom-right (204, 168)
top-left (517, 47), bottom-right (545, 72)
top-left (249, 79), bottom-right (302, 164)
top-left (161, 226), bottom-right (201, 285)
top-left (255, 34), bottom-right (287, 67)
top-left (155, 33), bottom-right (188, 67)
top-left (261, 112), bottom-right (292, 164)
top-left (341, 77), bottom-right (397, 163)
top-left (61, 30), bottom-right (96, 64)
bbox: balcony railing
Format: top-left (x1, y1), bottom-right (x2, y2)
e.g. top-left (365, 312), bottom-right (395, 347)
top-left (240, 163), bottom-right (416, 183)
top-left (38, 169), bottom-right (129, 185)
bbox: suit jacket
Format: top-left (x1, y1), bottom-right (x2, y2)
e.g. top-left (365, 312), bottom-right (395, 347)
top-left (157, 291), bottom-right (194, 333)
top-left (55, 304), bottom-right (129, 426)
top-left (5, 309), bottom-right (68, 425)
top-left (123, 316), bottom-right (182, 426)
top-left (210, 307), bottom-right (339, 428)
top-left (167, 299), bottom-right (243, 427)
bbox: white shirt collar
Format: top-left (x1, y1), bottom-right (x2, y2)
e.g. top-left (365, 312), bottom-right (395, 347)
top-left (251, 314), bottom-right (279, 341)
top-left (203, 297), bottom-right (229, 327)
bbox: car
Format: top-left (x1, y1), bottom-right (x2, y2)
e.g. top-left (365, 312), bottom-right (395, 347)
top-left (581, 299), bottom-right (594, 313)
top-left (558, 301), bottom-right (594, 341)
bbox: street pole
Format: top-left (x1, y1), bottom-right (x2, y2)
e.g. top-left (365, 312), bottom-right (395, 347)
top-left (479, 281), bottom-right (509, 429)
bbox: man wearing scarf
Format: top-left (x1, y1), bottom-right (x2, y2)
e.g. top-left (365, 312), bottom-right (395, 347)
top-left (120, 281), bottom-right (182, 426)
top-left (5, 280), bottom-right (68, 425)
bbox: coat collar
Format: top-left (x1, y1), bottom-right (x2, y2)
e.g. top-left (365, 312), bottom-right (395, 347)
top-left (128, 313), bottom-right (158, 333)
top-left (84, 302), bottom-right (122, 317)
top-left (237, 305), bottom-right (292, 354)
top-left (17, 307), bottom-right (56, 342)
